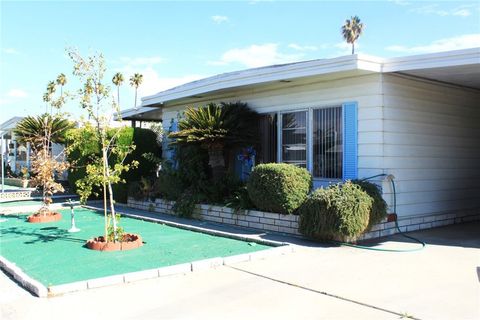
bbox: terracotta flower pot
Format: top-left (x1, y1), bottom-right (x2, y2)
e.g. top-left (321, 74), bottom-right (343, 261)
top-left (27, 212), bottom-right (62, 223)
top-left (86, 234), bottom-right (143, 252)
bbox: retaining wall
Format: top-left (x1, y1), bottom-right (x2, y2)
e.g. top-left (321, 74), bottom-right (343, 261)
top-left (127, 198), bottom-right (480, 240)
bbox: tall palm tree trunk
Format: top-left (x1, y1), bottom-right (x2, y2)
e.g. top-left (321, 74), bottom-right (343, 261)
top-left (134, 89), bottom-right (138, 109)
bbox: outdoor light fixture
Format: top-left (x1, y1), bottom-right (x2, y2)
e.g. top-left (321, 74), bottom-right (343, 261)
top-left (67, 199), bottom-right (80, 233)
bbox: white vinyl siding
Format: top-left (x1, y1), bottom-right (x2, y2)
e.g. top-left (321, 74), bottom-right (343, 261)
top-left (381, 74), bottom-right (480, 218)
top-left (162, 73), bottom-right (384, 189)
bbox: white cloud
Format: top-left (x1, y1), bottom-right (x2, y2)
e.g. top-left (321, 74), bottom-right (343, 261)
top-left (389, 0), bottom-right (410, 6)
top-left (323, 42), bottom-right (361, 56)
top-left (209, 43), bottom-right (304, 68)
top-left (7, 89), bottom-right (28, 98)
top-left (2, 48), bottom-right (19, 55)
top-left (386, 34), bottom-right (480, 54)
top-left (118, 56), bottom-right (165, 67)
top-left (410, 4), bottom-right (476, 17)
top-left (211, 15), bottom-right (229, 24)
top-left (288, 43), bottom-right (318, 51)
top-left (136, 67), bottom-right (205, 98)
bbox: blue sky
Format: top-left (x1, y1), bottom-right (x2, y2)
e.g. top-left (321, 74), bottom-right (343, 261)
top-left (1, 0), bottom-right (479, 124)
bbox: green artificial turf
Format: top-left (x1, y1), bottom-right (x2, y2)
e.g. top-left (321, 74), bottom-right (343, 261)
top-left (0, 207), bottom-right (271, 286)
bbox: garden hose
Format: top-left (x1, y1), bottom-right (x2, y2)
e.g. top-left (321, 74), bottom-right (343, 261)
top-left (332, 174), bottom-right (426, 252)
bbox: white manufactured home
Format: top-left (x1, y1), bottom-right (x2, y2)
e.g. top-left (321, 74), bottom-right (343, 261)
top-left (0, 116), bottom-right (67, 180)
top-left (123, 48), bottom-right (480, 233)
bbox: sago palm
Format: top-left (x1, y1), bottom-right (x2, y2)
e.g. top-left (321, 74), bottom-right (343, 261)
top-left (341, 15), bottom-right (364, 54)
top-left (14, 114), bottom-right (74, 149)
top-left (169, 102), bottom-right (258, 180)
top-left (129, 73), bottom-right (143, 109)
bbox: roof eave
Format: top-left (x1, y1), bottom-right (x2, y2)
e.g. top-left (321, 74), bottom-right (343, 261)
top-left (141, 54), bottom-right (384, 107)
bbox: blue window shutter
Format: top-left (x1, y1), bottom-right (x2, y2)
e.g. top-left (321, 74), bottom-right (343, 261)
top-left (342, 102), bottom-right (358, 180)
top-left (166, 118), bottom-right (178, 163)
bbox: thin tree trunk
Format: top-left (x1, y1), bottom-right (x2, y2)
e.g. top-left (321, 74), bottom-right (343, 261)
top-left (352, 42), bottom-right (355, 55)
top-left (102, 148), bottom-right (108, 241)
top-left (103, 147), bottom-right (117, 241)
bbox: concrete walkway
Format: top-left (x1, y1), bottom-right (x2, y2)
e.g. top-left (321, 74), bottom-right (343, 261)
top-left (1, 222), bottom-right (479, 320)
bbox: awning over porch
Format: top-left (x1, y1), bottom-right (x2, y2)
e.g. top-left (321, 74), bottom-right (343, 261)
top-left (115, 106), bottom-right (163, 124)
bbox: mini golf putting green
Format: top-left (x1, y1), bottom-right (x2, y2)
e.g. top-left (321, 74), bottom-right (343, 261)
top-left (0, 207), bottom-right (271, 286)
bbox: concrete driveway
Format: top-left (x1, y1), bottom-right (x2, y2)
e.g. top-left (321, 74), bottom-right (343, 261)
top-left (1, 222), bottom-right (479, 320)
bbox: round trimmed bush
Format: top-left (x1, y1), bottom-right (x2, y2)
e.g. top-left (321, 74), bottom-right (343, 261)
top-left (247, 163), bottom-right (312, 215)
top-left (352, 180), bottom-right (388, 230)
top-left (298, 181), bottom-right (372, 242)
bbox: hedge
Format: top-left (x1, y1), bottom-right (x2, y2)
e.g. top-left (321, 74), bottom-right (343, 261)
top-left (298, 181), bottom-right (372, 242)
top-left (66, 126), bottom-right (161, 203)
top-left (352, 179), bottom-right (388, 229)
top-left (247, 163), bottom-right (312, 215)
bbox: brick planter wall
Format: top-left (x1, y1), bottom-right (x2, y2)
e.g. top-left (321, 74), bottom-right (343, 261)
top-left (127, 198), bottom-right (480, 240)
top-left (128, 197), bottom-right (300, 236)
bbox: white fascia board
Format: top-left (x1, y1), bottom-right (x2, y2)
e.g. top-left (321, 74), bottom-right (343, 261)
top-left (141, 54), bottom-right (379, 107)
top-left (115, 107), bottom-right (158, 119)
top-left (382, 47), bottom-right (480, 72)
top-left (139, 48), bottom-right (479, 108)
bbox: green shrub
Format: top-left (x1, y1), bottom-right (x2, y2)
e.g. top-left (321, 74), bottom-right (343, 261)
top-left (127, 177), bottom-right (154, 201)
top-left (123, 128), bottom-right (162, 182)
top-left (67, 126), bottom-right (161, 194)
top-left (298, 181), bottom-right (372, 241)
top-left (247, 163), bottom-right (312, 214)
top-left (352, 179), bottom-right (388, 229)
top-left (112, 184), bottom-right (128, 203)
top-left (226, 185), bottom-right (255, 212)
top-left (198, 174), bottom-right (242, 205)
top-left (173, 189), bottom-right (200, 218)
top-left (153, 170), bottom-right (185, 201)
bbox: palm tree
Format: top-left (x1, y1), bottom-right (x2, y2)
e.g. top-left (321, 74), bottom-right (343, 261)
top-left (14, 114), bottom-right (74, 150)
top-left (46, 81), bottom-right (56, 96)
top-left (112, 72), bottom-right (124, 108)
top-left (15, 114), bottom-right (72, 216)
top-left (129, 73), bottom-right (143, 109)
top-left (341, 15), bottom-right (364, 54)
top-left (169, 102), bottom-right (259, 181)
top-left (42, 92), bottom-right (50, 113)
top-left (46, 81), bottom-right (56, 114)
top-left (56, 73), bottom-right (67, 96)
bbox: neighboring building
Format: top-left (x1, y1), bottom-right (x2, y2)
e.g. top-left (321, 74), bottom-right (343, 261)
top-left (0, 117), bottom-right (31, 175)
top-left (121, 48), bottom-right (480, 229)
top-left (0, 116), bottom-right (66, 179)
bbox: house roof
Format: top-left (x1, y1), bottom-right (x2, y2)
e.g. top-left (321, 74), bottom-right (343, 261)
top-left (120, 48), bottom-right (480, 119)
top-left (0, 117), bottom-right (24, 135)
top-left (115, 107), bottom-right (162, 122)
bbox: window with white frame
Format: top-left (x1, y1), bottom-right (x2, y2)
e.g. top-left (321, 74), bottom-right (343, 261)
top-left (281, 111), bottom-right (307, 168)
top-left (258, 105), bottom-right (344, 180)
